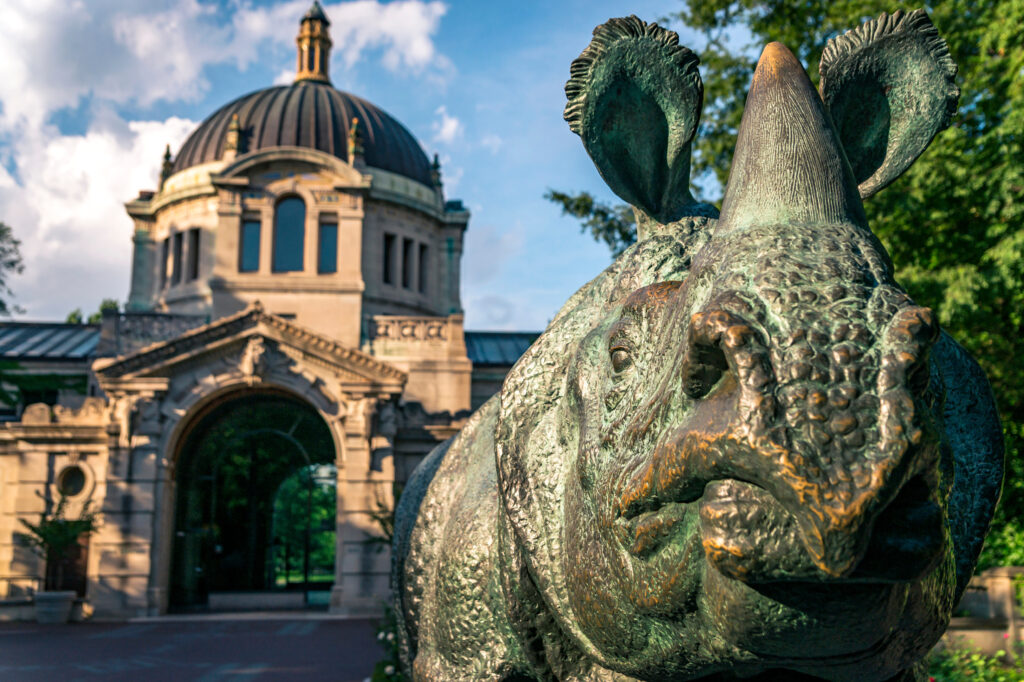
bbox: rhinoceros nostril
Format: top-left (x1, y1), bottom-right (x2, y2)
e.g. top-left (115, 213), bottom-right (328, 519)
top-left (683, 309), bottom-right (776, 401)
top-left (682, 310), bottom-right (761, 399)
top-left (854, 473), bottom-right (944, 581)
top-left (683, 340), bottom-right (729, 399)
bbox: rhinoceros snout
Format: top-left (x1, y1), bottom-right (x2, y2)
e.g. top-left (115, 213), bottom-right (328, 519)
top-left (623, 296), bottom-right (946, 583)
top-left (693, 303), bottom-right (945, 582)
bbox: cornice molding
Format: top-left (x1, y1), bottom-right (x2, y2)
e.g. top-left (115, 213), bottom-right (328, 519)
top-left (93, 304), bottom-right (407, 388)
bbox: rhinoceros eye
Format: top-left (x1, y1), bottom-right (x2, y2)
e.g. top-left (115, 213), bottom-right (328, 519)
top-left (611, 347), bottom-right (633, 373)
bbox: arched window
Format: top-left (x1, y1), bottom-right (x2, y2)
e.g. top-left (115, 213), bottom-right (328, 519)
top-left (273, 197), bottom-right (306, 272)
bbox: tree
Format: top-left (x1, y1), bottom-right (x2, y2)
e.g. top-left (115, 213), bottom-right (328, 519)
top-left (88, 299), bottom-right (119, 324)
top-left (19, 494), bottom-right (98, 591)
top-left (551, 0), bottom-right (1024, 566)
top-left (66, 298), bottom-right (118, 325)
top-left (0, 222), bottom-right (24, 316)
top-left (272, 468), bottom-right (336, 583)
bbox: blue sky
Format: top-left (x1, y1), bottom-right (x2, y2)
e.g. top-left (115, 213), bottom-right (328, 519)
top-left (0, 0), bottom-right (714, 330)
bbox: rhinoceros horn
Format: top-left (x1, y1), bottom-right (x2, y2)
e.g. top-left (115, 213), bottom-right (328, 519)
top-left (716, 41), bottom-right (867, 235)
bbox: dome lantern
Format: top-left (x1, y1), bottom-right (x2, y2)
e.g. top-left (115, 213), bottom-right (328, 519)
top-left (296, 1), bottom-right (332, 83)
top-left (168, 0), bottom-right (435, 188)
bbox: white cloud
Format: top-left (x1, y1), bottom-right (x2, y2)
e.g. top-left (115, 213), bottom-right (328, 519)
top-left (432, 106), bottom-right (463, 144)
top-left (326, 0), bottom-right (450, 73)
top-left (0, 114), bottom-right (196, 318)
top-left (0, 0), bottom-right (452, 318)
top-left (0, 0), bottom-right (451, 128)
top-left (480, 134), bottom-right (503, 154)
top-left (273, 68), bottom-right (296, 86)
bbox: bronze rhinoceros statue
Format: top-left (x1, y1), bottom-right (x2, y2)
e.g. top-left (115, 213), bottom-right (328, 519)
top-left (393, 10), bottom-right (1004, 681)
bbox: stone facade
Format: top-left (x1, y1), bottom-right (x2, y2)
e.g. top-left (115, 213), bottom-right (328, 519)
top-left (0, 2), bottom-right (515, 620)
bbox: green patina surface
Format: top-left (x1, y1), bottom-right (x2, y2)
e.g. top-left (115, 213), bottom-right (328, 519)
top-left (392, 10), bottom-right (1003, 681)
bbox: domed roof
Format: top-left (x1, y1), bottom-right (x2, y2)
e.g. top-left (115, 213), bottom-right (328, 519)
top-left (171, 80), bottom-right (434, 187)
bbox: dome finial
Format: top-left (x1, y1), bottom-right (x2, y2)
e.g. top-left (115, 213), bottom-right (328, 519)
top-left (296, 1), bottom-right (332, 83)
top-left (160, 144), bottom-right (173, 189)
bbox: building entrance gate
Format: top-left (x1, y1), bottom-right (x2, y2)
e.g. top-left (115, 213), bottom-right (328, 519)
top-left (169, 392), bottom-right (336, 611)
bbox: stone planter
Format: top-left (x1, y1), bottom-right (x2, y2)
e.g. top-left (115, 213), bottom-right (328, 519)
top-left (34, 591), bottom-right (77, 624)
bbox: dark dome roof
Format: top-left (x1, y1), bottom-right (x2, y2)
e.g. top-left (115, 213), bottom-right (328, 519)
top-left (172, 81), bottom-right (433, 186)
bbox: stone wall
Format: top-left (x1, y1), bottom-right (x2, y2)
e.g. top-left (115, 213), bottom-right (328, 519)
top-left (0, 400), bottom-right (110, 613)
top-left (363, 314), bottom-right (472, 416)
top-left (942, 567), bottom-right (1024, 659)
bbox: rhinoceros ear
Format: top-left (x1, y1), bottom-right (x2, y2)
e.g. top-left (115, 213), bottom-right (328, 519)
top-left (565, 16), bottom-right (704, 224)
top-left (932, 333), bottom-right (1004, 600)
top-left (819, 9), bottom-right (959, 198)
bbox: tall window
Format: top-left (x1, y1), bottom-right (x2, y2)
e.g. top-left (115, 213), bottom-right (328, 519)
top-left (418, 244), bottom-right (429, 293)
top-left (273, 197), bottom-right (305, 272)
top-left (160, 238), bottom-right (170, 288)
top-left (402, 238), bottom-right (414, 289)
top-left (239, 221), bottom-right (260, 273)
top-left (187, 228), bottom-right (200, 281)
top-left (172, 232), bottom-right (184, 285)
top-left (318, 220), bottom-right (338, 274)
top-left (383, 233), bottom-right (396, 284)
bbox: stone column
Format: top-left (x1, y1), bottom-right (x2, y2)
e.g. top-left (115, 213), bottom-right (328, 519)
top-left (983, 567), bottom-right (1022, 660)
top-left (90, 394), bottom-right (164, 619)
top-left (331, 396), bottom-right (394, 616)
top-left (127, 221), bottom-right (158, 311)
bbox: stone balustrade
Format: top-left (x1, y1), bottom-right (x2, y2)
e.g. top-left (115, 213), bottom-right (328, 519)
top-left (943, 567), bottom-right (1024, 659)
top-left (365, 314), bottom-right (467, 362)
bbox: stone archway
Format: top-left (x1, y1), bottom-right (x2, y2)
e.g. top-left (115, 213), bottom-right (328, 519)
top-left (168, 388), bottom-right (335, 611)
top-left (92, 305), bottom-right (406, 618)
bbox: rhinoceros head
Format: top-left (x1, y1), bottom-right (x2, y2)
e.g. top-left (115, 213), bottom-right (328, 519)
top-left (495, 11), bottom-right (998, 680)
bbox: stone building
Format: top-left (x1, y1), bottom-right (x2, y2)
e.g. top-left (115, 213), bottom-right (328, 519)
top-left (0, 2), bottom-right (536, 620)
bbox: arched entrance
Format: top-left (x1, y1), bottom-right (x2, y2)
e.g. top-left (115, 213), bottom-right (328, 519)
top-left (169, 389), bottom-right (336, 611)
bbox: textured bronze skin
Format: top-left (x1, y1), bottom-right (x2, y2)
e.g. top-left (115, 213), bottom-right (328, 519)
top-left (393, 11), bottom-right (1003, 681)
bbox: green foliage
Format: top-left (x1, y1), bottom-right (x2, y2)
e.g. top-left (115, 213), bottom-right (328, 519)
top-left (553, 0), bottom-right (1024, 564)
top-left (18, 494), bottom-right (98, 590)
top-left (0, 359), bottom-right (23, 406)
top-left (0, 361), bottom-right (90, 409)
top-left (67, 298), bottom-right (119, 325)
top-left (371, 603), bottom-right (407, 682)
top-left (12, 372), bottom-right (87, 398)
top-left (366, 485), bottom-right (406, 680)
top-left (0, 222), bottom-right (24, 316)
top-left (88, 299), bottom-right (119, 324)
top-left (928, 643), bottom-right (1024, 681)
top-left (544, 189), bottom-right (637, 257)
top-left (271, 467), bottom-right (336, 584)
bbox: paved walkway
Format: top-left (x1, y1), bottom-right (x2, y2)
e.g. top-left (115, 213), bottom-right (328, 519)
top-left (0, 616), bottom-right (382, 681)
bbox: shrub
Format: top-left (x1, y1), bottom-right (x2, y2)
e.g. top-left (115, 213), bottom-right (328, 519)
top-left (18, 494), bottom-right (98, 591)
top-left (928, 643), bottom-right (1024, 681)
top-left (371, 603), bottom-right (406, 681)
